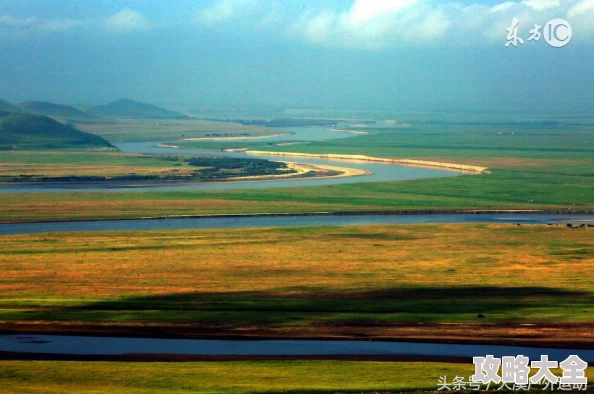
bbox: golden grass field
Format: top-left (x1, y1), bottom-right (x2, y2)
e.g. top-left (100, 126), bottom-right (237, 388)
top-left (0, 150), bottom-right (199, 179)
top-left (1, 224), bottom-right (593, 346)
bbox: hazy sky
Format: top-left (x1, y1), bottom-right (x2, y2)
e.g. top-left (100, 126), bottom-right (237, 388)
top-left (1, 0), bottom-right (593, 112)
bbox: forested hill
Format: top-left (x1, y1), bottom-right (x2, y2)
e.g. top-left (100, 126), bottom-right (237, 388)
top-left (0, 112), bottom-right (114, 150)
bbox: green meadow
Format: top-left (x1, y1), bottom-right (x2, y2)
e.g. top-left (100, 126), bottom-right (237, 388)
top-left (2, 169), bottom-right (593, 223)
top-left (0, 361), bottom-right (489, 394)
top-left (3, 120), bottom-right (593, 223)
top-left (2, 360), bottom-right (593, 394)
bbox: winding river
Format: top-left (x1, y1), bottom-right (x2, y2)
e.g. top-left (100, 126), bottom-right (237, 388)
top-left (1, 213), bottom-right (592, 235)
top-left (2, 127), bottom-right (592, 360)
top-left (0, 127), bottom-right (460, 193)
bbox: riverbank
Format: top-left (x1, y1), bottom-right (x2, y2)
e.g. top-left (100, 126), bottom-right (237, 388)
top-left (1, 168), bottom-right (593, 223)
top-left (246, 150), bottom-right (489, 174)
top-left (0, 161), bottom-right (366, 190)
top-left (2, 321), bottom-right (594, 351)
top-left (183, 133), bottom-right (291, 141)
top-left (1, 359), bottom-right (589, 393)
top-left (0, 359), bottom-right (482, 393)
top-left (232, 161), bottom-right (370, 182)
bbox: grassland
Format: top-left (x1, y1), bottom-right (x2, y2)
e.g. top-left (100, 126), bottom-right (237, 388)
top-left (2, 170), bottom-right (592, 222)
top-left (0, 150), bottom-right (195, 180)
top-left (0, 361), bottom-right (487, 394)
top-left (1, 224), bottom-right (593, 345)
top-left (2, 118), bottom-right (593, 394)
top-left (0, 149), bottom-right (308, 185)
top-left (2, 360), bottom-right (592, 394)
top-left (3, 120), bottom-right (592, 222)
top-left (179, 120), bottom-right (594, 154)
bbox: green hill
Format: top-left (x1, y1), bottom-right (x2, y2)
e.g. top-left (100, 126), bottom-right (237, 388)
top-left (89, 98), bottom-right (190, 119)
top-left (0, 98), bottom-right (21, 113)
top-left (0, 112), bottom-right (114, 150)
top-left (17, 101), bottom-right (99, 121)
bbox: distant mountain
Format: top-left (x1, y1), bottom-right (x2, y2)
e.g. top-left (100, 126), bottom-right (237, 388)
top-left (17, 101), bottom-right (99, 121)
top-left (89, 98), bottom-right (190, 119)
top-left (0, 98), bottom-right (21, 113)
top-left (0, 112), bottom-right (114, 150)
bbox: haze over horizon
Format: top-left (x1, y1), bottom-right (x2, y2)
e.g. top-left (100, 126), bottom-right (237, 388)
top-left (1, 0), bottom-right (593, 113)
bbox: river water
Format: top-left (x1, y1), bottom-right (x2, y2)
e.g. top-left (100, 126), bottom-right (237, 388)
top-left (2, 127), bottom-right (591, 358)
top-left (0, 127), bottom-right (460, 193)
top-left (2, 334), bottom-right (593, 361)
top-left (1, 213), bottom-right (591, 235)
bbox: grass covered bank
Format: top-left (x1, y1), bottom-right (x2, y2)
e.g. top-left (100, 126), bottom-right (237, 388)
top-left (0, 361), bottom-right (592, 393)
top-left (0, 360), bottom-right (475, 394)
top-left (2, 168), bottom-right (593, 223)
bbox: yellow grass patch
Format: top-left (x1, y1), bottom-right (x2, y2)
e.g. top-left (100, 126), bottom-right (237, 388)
top-left (0, 224), bottom-right (592, 298)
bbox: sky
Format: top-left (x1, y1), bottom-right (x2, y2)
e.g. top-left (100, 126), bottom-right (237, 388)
top-left (1, 0), bottom-right (593, 113)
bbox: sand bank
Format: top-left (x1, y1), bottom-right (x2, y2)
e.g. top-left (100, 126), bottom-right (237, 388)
top-left (246, 151), bottom-right (489, 174)
top-left (183, 133), bottom-right (290, 142)
top-left (231, 161), bottom-right (369, 182)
